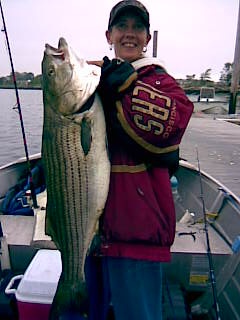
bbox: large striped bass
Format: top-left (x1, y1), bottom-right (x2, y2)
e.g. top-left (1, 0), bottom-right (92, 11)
top-left (41, 37), bottom-right (110, 319)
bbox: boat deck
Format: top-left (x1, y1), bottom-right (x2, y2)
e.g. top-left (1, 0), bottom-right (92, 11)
top-left (180, 113), bottom-right (240, 200)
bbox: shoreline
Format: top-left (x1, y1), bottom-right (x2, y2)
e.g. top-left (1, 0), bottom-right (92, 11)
top-left (0, 86), bottom-right (234, 94)
top-left (0, 86), bottom-right (42, 90)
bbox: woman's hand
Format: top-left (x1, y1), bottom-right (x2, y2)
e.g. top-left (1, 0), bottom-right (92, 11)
top-left (98, 56), bottom-right (137, 97)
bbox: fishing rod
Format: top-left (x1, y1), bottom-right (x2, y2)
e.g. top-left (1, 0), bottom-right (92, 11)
top-left (0, 0), bottom-right (37, 208)
top-left (195, 147), bottom-right (221, 320)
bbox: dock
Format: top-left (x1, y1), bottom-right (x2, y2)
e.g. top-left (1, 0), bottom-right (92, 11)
top-left (180, 112), bottom-right (240, 200)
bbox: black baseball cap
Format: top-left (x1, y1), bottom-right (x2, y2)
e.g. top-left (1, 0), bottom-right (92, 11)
top-left (108, 0), bottom-right (150, 33)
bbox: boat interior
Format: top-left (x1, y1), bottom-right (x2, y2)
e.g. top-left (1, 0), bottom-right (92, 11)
top-left (0, 155), bottom-right (240, 319)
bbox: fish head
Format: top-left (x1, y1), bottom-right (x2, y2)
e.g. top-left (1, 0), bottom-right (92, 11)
top-left (42, 37), bottom-right (101, 115)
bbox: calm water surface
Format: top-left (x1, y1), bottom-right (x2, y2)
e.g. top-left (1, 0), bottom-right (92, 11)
top-left (0, 89), bottom-right (231, 167)
top-left (0, 89), bottom-right (43, 167)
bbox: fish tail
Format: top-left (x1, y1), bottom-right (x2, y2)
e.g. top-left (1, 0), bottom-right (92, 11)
top-left (49, 274), bottom-right (88, 319)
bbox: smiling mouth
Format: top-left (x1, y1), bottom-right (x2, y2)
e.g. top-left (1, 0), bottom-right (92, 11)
top-left (122, 43), bottom-right (136, 48)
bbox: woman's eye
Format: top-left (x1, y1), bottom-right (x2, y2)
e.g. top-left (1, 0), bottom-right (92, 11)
top-left (115, 21), bottom-right (145, 32)
top-left (116, 22), bottom-right (127, 30)
top-left (135, 23), bottom-right (145, 31)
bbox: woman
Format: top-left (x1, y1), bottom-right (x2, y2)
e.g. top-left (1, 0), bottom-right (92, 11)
top-left (88, 1), bottom-right (194, 319)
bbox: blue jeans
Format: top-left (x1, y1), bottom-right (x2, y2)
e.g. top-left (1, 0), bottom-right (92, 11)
top-left (86, 256), bottom-right (163, 320)
top-left (105, 257), bottom-right (163, 320)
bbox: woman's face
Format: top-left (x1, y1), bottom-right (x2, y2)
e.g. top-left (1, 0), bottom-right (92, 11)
top-left (106, 12), bottom-right (151, 62)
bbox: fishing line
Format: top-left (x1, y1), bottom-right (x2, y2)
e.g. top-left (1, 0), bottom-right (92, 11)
top-left (0, 0), bottom-right (37, 208)
top-left (195, 146), bottom-right (221, 320)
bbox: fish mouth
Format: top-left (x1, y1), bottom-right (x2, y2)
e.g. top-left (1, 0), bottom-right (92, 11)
top-left (44, 37), bottom-right (69, 60)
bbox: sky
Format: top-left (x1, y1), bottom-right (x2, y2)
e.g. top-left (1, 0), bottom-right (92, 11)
top-left (0, 0), bottom-right (239, 81)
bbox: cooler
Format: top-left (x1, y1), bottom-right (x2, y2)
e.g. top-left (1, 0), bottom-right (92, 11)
top-left (5, 249), bottom-right (62, 320)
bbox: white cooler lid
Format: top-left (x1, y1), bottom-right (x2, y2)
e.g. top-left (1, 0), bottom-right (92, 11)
top-left (16, 249), bottom-right (62, 304)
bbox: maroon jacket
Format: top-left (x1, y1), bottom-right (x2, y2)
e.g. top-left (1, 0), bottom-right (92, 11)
top-left (100, 58), bottom-right (193, 262)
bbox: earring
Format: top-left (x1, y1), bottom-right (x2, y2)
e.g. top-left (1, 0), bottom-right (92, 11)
top-left (143, 46), bottom-right (147, 53)
top-left (109, 43), bottom-right (113, 50)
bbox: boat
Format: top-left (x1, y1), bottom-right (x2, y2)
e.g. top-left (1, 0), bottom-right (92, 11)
top-left (169, 160), bottom-right (240, 319)
top-left (0, 154), bottom-right (240, 320)
top-left (198, 87), bottom-right (215, 102)
top-left (193, 90), bottom-right (234, 115)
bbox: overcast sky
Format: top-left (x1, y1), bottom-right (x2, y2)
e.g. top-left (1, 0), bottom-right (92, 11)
top-left (0, 0), bottom-right (239, 81)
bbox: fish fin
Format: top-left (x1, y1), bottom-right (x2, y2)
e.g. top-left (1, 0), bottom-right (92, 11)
top-left (81, 118), bottom-right (92, 155)
top-left (49, 275), bottom-right (88, 319)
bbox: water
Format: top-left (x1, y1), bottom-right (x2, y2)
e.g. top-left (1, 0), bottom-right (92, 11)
top-left (0, 89), bottom-right (43, 167)
top-left (0, 89), bottom-right (236, 168)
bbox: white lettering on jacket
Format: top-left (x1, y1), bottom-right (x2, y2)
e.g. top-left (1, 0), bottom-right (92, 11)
top-left (131, 83), bottom-right (176, 138)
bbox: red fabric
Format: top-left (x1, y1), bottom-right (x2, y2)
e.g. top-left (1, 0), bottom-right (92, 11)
top-left (100, 64), bottom-right (193, 262)
top-left (116, 65), bottom-right (194, 152)
top-left (101, 156), bottom-right (176, 262)
top-left (101, 243), bottom-right (171, 262)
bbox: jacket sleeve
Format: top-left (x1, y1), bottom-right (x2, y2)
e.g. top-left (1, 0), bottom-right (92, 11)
top-left (102, 65), bottom-right (194, 168)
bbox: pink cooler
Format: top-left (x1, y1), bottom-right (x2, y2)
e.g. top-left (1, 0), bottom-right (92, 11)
top-left (5, 249), bottom-right (62, 320)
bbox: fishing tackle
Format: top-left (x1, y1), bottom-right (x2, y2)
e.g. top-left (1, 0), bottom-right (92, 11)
top-left (196, 147), bottom-right (221, 320)
top-left (0, 0), bottom-right (37, 208)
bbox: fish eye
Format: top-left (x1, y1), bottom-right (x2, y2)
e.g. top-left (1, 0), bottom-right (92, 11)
top-left (48, 66), bottom-right (55, 77)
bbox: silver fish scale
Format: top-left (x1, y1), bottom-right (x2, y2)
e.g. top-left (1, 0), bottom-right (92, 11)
top-left (42, 94), bottom-right (110, 283)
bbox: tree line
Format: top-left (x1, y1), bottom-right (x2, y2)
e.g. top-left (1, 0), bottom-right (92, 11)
top-left (0, 62), bottom-right (236, 89)
top-left (185, 62), bottom-right (233, 86)
top-left (0, 72), bottom-right (42, 88)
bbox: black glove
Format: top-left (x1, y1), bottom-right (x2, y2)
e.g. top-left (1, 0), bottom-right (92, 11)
top-left (98, 56), bottom-right (137, 98)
